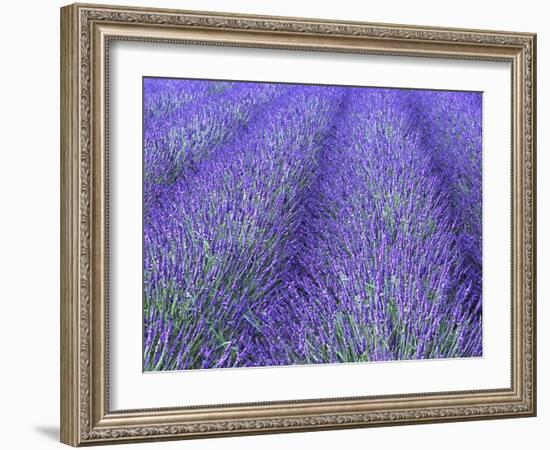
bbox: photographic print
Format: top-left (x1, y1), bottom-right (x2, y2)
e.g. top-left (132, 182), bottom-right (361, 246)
top-left (142, 78), bottom-right (483, 371)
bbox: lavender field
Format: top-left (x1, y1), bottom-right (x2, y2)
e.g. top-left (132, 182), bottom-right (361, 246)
top-left (143, 78), bottom-right (483, 371)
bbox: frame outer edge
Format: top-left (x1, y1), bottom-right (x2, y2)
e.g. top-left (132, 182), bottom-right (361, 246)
top-left (61, 4), bottom-right (81, 447)
top-left (529, 33), bottom-right (536, 416)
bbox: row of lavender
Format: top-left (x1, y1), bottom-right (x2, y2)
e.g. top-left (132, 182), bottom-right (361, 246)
top-left (143, 78), bottom-right (482, 371)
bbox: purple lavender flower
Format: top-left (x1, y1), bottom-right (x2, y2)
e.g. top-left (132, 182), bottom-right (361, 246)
top-left (143, 78), bottom-right (483, 371)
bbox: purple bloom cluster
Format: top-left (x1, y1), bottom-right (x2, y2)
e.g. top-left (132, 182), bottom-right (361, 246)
top-left (143, 78), bottom-right (483, 371)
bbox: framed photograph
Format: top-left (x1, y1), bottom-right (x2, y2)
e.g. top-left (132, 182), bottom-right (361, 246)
top-left (60, 2), bottom-right (537, 446)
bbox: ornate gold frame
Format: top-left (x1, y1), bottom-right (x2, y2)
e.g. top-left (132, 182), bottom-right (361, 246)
top-left (60, 2), bottom-right (536, 446)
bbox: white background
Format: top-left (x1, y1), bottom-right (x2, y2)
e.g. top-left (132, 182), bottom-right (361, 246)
top-left (111, 42), bottom-right (511, 409)
top-left (0, 0), bottom-right (546, 449)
